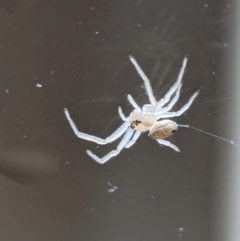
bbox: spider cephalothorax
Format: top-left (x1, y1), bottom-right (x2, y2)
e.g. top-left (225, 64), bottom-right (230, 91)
top-left (64, 55), bottom-right (199, 164)
top-left (129, 110), bottom-right (156, 131)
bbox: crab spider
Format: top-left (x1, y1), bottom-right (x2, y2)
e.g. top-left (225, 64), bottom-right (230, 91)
top-left (64, 55), bottom-right (199, 164)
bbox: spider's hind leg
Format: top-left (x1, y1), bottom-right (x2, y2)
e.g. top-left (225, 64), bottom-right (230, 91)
top-left (156, 55), bottom-right (188, 109)
top-left (125, 131), bottom-right (141, 148)
top-left (156, 139), bottom-right (180, 152)
top-left (156, 89), bottom-right (200, 119)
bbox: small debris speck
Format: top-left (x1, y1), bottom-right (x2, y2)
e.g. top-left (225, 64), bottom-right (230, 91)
top-left (36, 83), bottom-right (42, 88)
top-left (107, 182), bottom-right (118, 193)
top-left (178, 227), bottom-right (184, 232)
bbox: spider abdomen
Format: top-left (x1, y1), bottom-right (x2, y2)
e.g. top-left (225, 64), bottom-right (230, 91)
top-left (148, 120), bottom-right (178, 139)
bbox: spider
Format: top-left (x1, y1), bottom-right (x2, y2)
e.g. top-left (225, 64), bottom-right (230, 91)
top-left (64, 55), bottom-right (199, 164)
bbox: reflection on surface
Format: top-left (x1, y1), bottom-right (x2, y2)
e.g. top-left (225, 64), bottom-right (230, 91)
top-left (0, 143), bottom-right (60, 183)
top-left (213, 1), bottom-right (240, 240)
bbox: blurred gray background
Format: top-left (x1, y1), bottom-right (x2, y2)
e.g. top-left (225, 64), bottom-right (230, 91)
top-left (0, 0), bottom-right (235, 240)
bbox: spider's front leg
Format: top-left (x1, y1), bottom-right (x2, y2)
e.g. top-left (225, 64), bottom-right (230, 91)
top-left (86, 127), bottom-right (135, 164)
top-left (64, 108), bottom-right (130, 145)
top-left (127, 94), bottom-right (142, 112)
top-left (129, 55), bottom-right (157, 108)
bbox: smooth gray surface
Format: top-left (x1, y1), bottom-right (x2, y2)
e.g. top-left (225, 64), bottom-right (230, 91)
top-left (0, 0), bottom-right (233, 240)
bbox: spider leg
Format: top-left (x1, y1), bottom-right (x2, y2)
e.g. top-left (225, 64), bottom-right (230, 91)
top-left (129, 55), bottom-right (157, 108)
top-left (86, 127), bottom-right (134, 164)
top-left (64, 108), bottom-right (129, 144)
top-left (125, 131), bottom-right (142, 148)
top-left (118, 107), bottom-right (129, 121)
top-left (156, 90), bottom-right (200, 119)
top-left (155, 83), bottom-right (182, 116)
top-left (127, 94), bottom-right (142, 112)
top-left (156, 139), bottom-right (180, 152)
top-left (156, 55), bottom-right (188, 109)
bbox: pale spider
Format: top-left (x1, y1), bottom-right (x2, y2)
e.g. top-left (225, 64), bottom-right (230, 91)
top-left (64, 55), bottom-right (199, 164)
